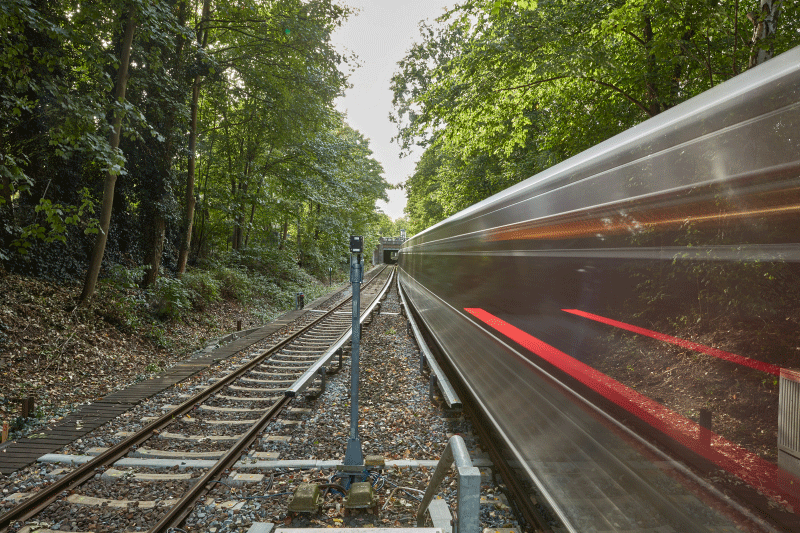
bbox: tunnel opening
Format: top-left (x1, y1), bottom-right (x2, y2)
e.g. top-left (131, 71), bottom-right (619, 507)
top-left (383, 249), bottom-right (398, 264)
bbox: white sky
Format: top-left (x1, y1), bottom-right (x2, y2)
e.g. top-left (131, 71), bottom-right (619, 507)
top-left (331, 0), bottom-right (454, 220)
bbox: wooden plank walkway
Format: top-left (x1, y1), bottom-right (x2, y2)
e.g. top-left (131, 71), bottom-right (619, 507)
top-left (0, 300), bottom-right (326, 475)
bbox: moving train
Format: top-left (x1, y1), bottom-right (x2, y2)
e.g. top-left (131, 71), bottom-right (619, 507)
top-left (398, 46), bottom-right (800, 531)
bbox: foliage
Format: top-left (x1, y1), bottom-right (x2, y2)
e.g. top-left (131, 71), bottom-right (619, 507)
top-left (211, 266), bottom-right (251, 302)
top-left (181, 269), bottom-right (221, 310)
top-left (392, 0), bottom-right (800, 231)
top-left (226, 246), bottom-right (305, 282)
top-left (374, 212), bottom-right (413, 238)
top-left (0, 0), bottom-right (390, 306)
top-left (104, 265), bottom-right (147, 292)
top-left (207, 246), bottom-right (330, 307)
top-left (11, 188), bottom-right (99, 255)
top-left (150, 276), bottom-right (192, 319)
top-left (628, 217), bottom-right (800, 326)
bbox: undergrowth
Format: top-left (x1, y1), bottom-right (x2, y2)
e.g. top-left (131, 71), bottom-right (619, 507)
top-left (103, 246), bottom-right (345, 322)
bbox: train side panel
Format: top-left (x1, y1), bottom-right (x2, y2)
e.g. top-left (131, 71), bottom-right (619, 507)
top-left (399, 46), bottom-right (800, 531)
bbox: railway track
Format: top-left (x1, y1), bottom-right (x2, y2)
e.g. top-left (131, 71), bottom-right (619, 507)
top-left (1, 265), bottom-right (394, 533)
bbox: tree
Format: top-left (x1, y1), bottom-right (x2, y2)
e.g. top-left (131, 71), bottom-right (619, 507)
top-left (392, 0), bottom-right (799, 232)
top-left (176, 0), bottom-right (211, 276)
top-left (0, 0), bottom-right (126, 265)
top-left (79, 4), bottom-right (137, 304)
top-left (134, 0), bottom-right (192, 287)
top-left (748, 0), bottom-right (782, 67)
top-left (178, 0), bottom-right (352, 267)
top-left (1, 0), bottom-right (388, 300)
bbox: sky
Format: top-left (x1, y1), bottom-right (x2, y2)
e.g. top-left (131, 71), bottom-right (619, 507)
top-left (331, 0), bottom-right (454, 220)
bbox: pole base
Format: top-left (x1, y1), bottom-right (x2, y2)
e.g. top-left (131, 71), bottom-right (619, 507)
top-left (344, 437), bottom-right (363, 466)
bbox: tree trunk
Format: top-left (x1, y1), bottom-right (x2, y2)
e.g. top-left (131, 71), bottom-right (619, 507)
top-left (193, 135), bottom-right (214, 260)
top-left (668, 25), bottom-right (695, 108)
top-left (193, 206), bottom-right (206, 259)
top-left (244, 202), bottom-right (255, 248)
top-left (233, 197), bottom-right (245, 251)
top-left (279, 219), bottom-right (288, 250)
top-left (643, 14), bottom-right (662, 116)
top-left (177, 77), bottom-right (201, 272)
top-left (233, 154), bottom-right (251, 251)
top-left (142, 213), bottom-right (166, 286)
top-left (177, 0), bottom-right (212, 275)
top-left (231, 182), bottom-right (242, 250)
top-left (142, 1), bottom-right (187, 288)
top-left (296, 214), bottom-right (302, 266)
top-left (748, 0), bottom-right (781, 68)
top-left (314, 202), bottom-right (321, 240)
top-left (79, 7), bottom-right (137, 305)
top-left (244, 182), bottom-right (262, 247)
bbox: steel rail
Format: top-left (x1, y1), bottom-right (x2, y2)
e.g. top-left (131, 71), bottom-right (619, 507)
top-left (398, 279), bottom-right (461, 409)
top-left (148, 395), bottom-right (291, 532)
top-left (286, 266), bottom-right (394, 397)
top-left (0, 266), bottom-right (389, 532)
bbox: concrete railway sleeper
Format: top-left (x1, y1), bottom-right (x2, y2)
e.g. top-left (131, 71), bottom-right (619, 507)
top-left (0, 266), bottom-right (394, 532)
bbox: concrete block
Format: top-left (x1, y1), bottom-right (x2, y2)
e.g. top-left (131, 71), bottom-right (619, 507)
top-left (246, 524), bottom-right (275, 533)
top-left (228, 473), bottom-right (266, 486)
top-left (264, 435), bottom-right (292, 443)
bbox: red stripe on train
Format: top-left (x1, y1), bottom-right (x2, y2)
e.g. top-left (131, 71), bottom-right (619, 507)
top-left (562, 309), bottom-right (781, 376)
top-left (464, 307), bottom-right (794, 510)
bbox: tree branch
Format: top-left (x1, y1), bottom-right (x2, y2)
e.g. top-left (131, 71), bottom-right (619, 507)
top-left (492, 75), bottom-right (571, 92)
top-left (493, 74), bottom-right (651, 116)
top-left (581, 76), bottom-right (652, 115)
top-left (620, 28), bottom-right (646, 46)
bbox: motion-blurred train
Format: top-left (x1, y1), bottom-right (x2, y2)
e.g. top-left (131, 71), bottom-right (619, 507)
top-left (399, 47), bottom-right (800, 531)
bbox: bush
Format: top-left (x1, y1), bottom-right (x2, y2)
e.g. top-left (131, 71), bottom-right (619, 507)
top-left (258, 275), bottom-right (295, 308)
top-left (144, 246), bottom-right (337, 320)
top-left (104, 264), bottom-right (146, 291)
top-left (182, 269), bottom-right (221, 310)
top-left (227, 246), bottom-right (302, 281)
top-left (212, 266), bottom-right (251, 302)
top-left (150, 276), bottom-right (192, 320)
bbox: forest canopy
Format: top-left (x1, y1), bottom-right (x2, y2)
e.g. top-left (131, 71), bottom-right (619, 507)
top-left (392, 0), bottom-right (795, 234)
top-left (2, 0), bottom-right (795, 292)
top-left (0, 0), bottom-right (390, 301)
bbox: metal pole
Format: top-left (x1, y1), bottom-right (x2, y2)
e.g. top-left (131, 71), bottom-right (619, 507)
top-left (344, 252), bottom-right (363, 466)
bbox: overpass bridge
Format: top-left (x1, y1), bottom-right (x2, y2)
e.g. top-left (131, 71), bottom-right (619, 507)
top-left (373, 236), bottom-right (406, 264)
